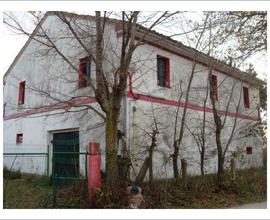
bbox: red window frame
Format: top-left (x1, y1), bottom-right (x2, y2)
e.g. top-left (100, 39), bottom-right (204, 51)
top-left (16, 133), bottom-right (23, 144)
top-left (157, 55), bottom-right (170, 88)
top-left (210, 75), bottom-right (218, 101)
top-left (18, 81), bottom-right (25, 105)
top-left (243, 86), bottom-right (250, 108)
top-left (246, 146), bottom-right (252, 155)
top-left (78, 57), bottom-right (91, 88)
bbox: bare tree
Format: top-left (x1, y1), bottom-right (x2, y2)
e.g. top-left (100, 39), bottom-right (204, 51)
top-left (171, 13), bottom-right (210, 178)
top-left (4, 11), bottom-right (180, 191)
top-left (185, 81), bottom-right (210, 176)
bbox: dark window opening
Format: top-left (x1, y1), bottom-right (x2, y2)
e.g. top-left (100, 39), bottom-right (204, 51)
top-left (79, 57), bottom-right (91, 88)
top-left (18, 81), bottom-right (25, 105)
top-left (243, 86), bottom-right (250, 108)
top-left (157, 55), bottom-right (170, 88)
top-left (210, 75), bottom-right (218, 101)
top-left (16, 133), bottom-right (23, 144)
top-left (246, 146), bottom-right (252, 154)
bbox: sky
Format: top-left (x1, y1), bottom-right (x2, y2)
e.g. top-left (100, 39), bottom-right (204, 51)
top-left (1, 11), bottom-right (267, 81)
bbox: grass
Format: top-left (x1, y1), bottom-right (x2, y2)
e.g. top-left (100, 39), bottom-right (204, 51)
top-left (3, 168), bottom-right (89, 209)
top-left (140, 168), bottom-right (267, 208)
top-left (95, 167), bottom-right (267, 208)
top-left (4, 177), bottom-right (52, 208)
top-left (3, 167), bottom-right (267, 209)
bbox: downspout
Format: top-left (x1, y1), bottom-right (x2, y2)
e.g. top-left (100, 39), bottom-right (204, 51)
top-left (124, 72), bottom-right (138, 180)
top-left (127, 71), bottom-right (139, 155)
top-left (122, 72), bottom-right (137, 140)
top-left (128, 72), bottom-right (139, 99)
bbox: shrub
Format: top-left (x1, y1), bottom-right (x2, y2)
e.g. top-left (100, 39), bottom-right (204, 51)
top-left (3, 167), bottom-right (21, 179)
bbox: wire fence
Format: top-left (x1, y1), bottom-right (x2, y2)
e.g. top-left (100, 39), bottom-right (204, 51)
top-left (3, 141), bottom-right (263, 208)
top-left (3, 143), bottom-right (90, 208)
top-left (4, 144), bottom-right (49, 176)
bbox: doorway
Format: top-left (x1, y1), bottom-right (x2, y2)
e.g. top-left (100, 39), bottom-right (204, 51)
top-left (52, 131), bottom-right (79, 178)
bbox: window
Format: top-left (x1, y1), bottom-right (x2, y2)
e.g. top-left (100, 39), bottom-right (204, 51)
top-left (16, 133), bottom-right (23, 144)
top-left (210, 75), bottom-right (218, 101)
top-left (78, 57), bottom-right (91, 88)
top-left (246, 146), bottom-right (252, 155)
top-left (18, 81), bottom-right (25, 105)
top-left (157, 55), bottom-right (170, 88)
top-left (243, 86), bottom-right (250, 108)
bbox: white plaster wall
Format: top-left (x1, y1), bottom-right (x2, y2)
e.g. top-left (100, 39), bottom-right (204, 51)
top-left (3, 14), bottom-right (121, 116)
top-left (131, 43), bottom-right (260, 119)
top-left (3, 103), bottom-right (105, 176)
top-left (128, 97), bottom-right (263, 180)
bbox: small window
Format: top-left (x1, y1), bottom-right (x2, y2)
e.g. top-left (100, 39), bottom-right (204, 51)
top-left (78, 57), bottom-right (91, 88)
top-left (157, 55), bottom-right (170, 88)
top-left (210, 75), bottom-right (218, 101)
top-left (243, 86), bottom-right (250, 108)
top-left (246, 146), bottom-right (252, 155)
top-left (16, 133), bottom-right (23, 144)
top-left (18, 81), bottom-right (25, 105)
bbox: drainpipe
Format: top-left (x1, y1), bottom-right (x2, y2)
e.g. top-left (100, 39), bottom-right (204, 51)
top-left (128, 72), bottom-right (139, 99)
top-left (123, 92), bottom-right (128, 140)
top-left (123, 72), bottom-right (138, 180)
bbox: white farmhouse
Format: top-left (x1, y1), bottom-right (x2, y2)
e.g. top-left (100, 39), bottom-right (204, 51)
top-left (3, 12), bottom-right (263, 180)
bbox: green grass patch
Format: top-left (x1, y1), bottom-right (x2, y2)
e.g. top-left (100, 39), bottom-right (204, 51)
top-left (4, 178), bottom-right (52, 208)
top-left (3, 169), bottom-right (88, 208)
top-left (140, 168), bottom-right (267, 208)
top-left (3, 168), bottom-right (267, 209)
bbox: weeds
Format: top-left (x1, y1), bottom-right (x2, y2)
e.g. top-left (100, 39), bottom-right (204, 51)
top-left (3, 168), bottom-right (266, 208)
top-left (96, 168), bottom-right (266, 208)
top-left (4, 167), bottom-right (21, 179)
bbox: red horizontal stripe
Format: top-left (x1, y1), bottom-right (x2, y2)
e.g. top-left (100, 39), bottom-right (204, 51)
top-left (4, 97), bottom-right (96, 120)
top-left (4, 94), bottom-right (259, 122)
top-left (127, 91), bottom-right (259, 122)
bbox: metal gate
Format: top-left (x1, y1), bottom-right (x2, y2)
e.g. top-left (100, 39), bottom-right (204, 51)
top-left (51, 131), bottom-right (89, 208)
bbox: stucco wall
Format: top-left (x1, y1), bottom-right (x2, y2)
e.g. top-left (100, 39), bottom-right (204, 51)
top-left (128, 97), bottom-right (263, 180)
top-left (131, 42), bottom-right (260, 119)
top-left (3, 104), bottom-right (106, 175)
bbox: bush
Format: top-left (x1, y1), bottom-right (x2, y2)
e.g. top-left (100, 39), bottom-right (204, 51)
top-left (3, 167), bottom-right (21, 179)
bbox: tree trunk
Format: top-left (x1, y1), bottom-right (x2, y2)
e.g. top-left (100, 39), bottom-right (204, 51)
top-left (105, 111), bottom-right (119, 189)
top-left (149, 130), bottom-right (157, 185)
top-left (149, 149), bottom-right (153, 184)
top-left (217, 154), bottom-right (224, 186)
top-left (173, 141), bottom-right (179, 178)
top-left (200, 148), bottom-right (205, 176)
top-left (216, 129), bottom-right (224, 186)
top-left (136, 157), bottom-right (150, 184)
top-left (231, 158), bottom-right (236, 183)
top-left (181, 159), bottom-right (187, 188)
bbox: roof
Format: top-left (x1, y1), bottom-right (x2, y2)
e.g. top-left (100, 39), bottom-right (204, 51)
top-left (3, 11), bottom-right (263, 87)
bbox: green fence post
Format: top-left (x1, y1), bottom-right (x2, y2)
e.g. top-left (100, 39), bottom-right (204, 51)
top-left (47, 145), bottom-right (50, 177)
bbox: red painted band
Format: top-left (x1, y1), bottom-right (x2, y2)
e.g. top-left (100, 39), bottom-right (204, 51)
top-left (127, 91), bottom-right (259, 122)
top-left (4, 94), bottom-right (259, 122)
top-left (3, 97), bottom-right (96, 120)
